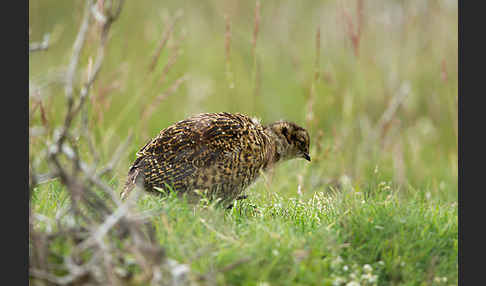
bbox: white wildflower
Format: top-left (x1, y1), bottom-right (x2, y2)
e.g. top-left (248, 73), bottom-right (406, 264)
top-left (363, 264), bottom-right (373, 273)
top-left (333, 277), bottom-right (345, 286)
top-left (362, 273), bottom-right (378, 283)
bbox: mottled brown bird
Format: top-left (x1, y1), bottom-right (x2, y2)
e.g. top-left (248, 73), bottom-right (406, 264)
top-left (121, 112), bottom-right (310, 206)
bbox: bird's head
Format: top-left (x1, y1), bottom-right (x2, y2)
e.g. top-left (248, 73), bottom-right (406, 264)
top-left (266, 121), bottom-right (311, 162)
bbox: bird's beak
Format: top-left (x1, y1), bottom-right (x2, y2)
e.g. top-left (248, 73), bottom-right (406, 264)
top-left (303, 152), bottom-right (311, 162)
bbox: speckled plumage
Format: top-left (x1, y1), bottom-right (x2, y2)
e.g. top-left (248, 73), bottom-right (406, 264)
top-left (121, 112), bottom-right (310, 206)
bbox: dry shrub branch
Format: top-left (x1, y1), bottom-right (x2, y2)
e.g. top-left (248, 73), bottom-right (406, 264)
top-left (29, 1), bottom-right (193, 285)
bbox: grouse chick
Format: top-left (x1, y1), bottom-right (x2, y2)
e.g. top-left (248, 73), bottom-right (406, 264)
top-left (121, 112), bottom-right (310, 206)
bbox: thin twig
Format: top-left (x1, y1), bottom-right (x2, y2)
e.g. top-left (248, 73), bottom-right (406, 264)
top-left (96, 132), bottom-right (133, 176)
top-left (77, 202), bottom-right (130, 251)
top-left (65, 0), bottom-right (92, 111)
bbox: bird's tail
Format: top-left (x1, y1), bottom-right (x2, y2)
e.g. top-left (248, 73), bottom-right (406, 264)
top-left (121, 159), bottom-right (145, 200)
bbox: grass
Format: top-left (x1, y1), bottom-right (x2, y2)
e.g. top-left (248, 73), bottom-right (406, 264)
top-left (29, 0), bottom-right (458, 285)
top-left (32, 171), bottom-right (457, 285)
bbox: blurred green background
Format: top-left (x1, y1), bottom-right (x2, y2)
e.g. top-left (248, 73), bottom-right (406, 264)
top-left (29, 0), bottom-right (457, 201)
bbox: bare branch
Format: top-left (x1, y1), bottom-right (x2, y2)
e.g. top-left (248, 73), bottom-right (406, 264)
top-left (96, 132), bottom-right (133, 176)
top-left (30, 2), bottom-right (196, 284)
top-left (65, 0), bottom-right (92, 106)
top-left (77, 202), bottom-right (130, 251)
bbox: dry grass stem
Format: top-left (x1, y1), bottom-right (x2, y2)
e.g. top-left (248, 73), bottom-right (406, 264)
top-left (141, 74), bottom-right (189, 135)
top-left (252, 1), bottom-right (262, 103)
top-left (341, 0), bottom-right (364, 57)
top-left (148, 10), bottom-right (184, 72)
top-left (252, 1), bottom-right (260, 61)
top-left (224, 13), bottom-right (235, 89)
top-left (306, 27), bottom-right (321, 129)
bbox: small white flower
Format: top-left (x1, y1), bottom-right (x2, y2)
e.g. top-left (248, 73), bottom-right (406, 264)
top-left (343, 265), bottom-right (349, 271)
top-left (363, 264), bottom-right (373, 273)
top-left (361, 273), bottom-right (378, 283)
top-left (333, 277), bottom-right (345, 286)
top-left (345, 281), bottom-right (360, 286)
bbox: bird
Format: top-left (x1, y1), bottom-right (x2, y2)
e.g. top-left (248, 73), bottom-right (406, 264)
top-left (121, 112), bottom-right (310, 207)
